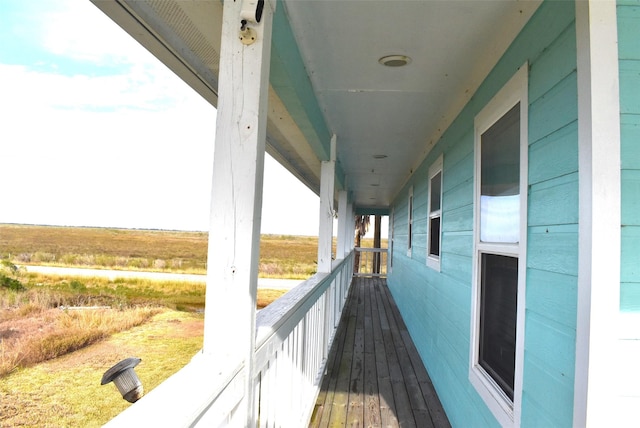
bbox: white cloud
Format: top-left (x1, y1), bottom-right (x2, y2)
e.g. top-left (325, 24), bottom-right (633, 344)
top-left (0, 58), bottom-right (217, 231)
top-left (37, 0), bottom-right (153, 66)
top-left (0, 0), bottom-right (322, 235)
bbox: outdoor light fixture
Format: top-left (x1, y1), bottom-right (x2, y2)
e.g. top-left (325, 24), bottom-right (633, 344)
top-left (378, 55), bottom-right (411, 67)
top-left (101, 357), bottom-right (144, 403)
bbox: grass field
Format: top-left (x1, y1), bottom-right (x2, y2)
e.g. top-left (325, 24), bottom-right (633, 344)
top-left (0, 223), bottom-right (383, 426)
top-left (0, 224), bottom-right (319, 426)
top-left (0, 223), bottom-right (321, 279)
top-left (0, 310), bottom-right (204, 427)
top-left (0, 268), bottom-right (284, 426)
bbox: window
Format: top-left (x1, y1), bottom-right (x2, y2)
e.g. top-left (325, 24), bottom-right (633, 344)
top-left (407, 186), bottom-right (413, 256)
top-left (470, 65), bottom-right (527, 427)
top-left (427, 155), bottom-right (443, 270)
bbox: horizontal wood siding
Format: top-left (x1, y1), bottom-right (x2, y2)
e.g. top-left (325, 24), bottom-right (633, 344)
top-left (387, 1), bottom-right (578, 426)
top-left (394, 190), bottom-right (410, 256)
top-left (412, 174), bottom-right (429, 261)
top-left (616, 3), bottom-right (640, 421)
top-left (618, 1), bottom-right (640, 312)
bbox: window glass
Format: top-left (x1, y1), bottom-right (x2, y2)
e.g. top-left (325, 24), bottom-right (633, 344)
top-left (479, 253), bottom-right (518, 401)
top-left (430, 171), bottom-right (442, 212)
top-left (480, 103), bottom-right (520, 243)
top-left (429, 216), bottom-right (440, 257)
top-left (427, 157), bottom-right (443, 268)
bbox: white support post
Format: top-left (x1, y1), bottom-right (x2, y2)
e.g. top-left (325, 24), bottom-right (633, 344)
top-left (574, 1), bottom-right (621, 426)
top-left (317, 135), bottom-right (336, 273)
top-left (348, 200), bottom-right (355, 251)
top-left (202, 0), bottom-right (274, 425)
top-left (336, 190), bottom-right (349, 260)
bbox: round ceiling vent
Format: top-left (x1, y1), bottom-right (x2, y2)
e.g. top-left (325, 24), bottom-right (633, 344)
top-left (378, 55), bottom-right (411, 67)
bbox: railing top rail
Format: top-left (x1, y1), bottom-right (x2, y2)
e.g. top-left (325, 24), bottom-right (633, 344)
top-left (354, 246), bottom-right (388, 252)
top-left (255, 251), bottom-right (353, 357)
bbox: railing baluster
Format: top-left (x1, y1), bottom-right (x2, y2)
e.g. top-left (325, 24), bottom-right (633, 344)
top-left (353, 247), bottom-right (388, 278)
top-left (237, 252), bottom-right (355, 427)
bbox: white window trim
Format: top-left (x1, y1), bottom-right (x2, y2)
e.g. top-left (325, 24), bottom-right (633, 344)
top-left (427, 154), bottom-right (444, 271)
top-left (469, 64), bottom-right (528, 427)
top-left (407, 186), bottom-right (414, 257)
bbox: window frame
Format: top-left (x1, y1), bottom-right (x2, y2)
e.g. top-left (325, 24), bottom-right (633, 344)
top-left (469, 64), bottom-right (528, 427)
top-left (407, 186), bottom-right (414, 257)
top-left (427, 155), bottom-right (443, 271)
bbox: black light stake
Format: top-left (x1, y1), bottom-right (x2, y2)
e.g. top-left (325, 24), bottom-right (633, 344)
top-left (101, 357), bottom-right (144, 403)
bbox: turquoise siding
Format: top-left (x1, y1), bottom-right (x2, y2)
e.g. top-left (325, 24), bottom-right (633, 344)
top-left (387, 1), bottom-right (578, 426)
top-left (618, 1), bottom-right (640, 312)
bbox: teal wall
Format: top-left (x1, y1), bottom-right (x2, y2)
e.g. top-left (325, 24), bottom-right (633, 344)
top-left (618, 1), bottom-right (640, 312)
top-left (387, 2), bottom-right (578, 426)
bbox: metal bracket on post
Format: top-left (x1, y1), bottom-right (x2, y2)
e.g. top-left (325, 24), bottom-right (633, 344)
top-left (239, 0), bottom-right (265, 45)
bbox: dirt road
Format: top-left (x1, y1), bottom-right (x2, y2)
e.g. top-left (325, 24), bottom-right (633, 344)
top-left (21, 265), bottom-right (304, 290)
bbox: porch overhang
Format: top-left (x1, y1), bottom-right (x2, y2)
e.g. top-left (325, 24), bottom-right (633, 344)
top-left (90, 0), bottom-right (541, 214)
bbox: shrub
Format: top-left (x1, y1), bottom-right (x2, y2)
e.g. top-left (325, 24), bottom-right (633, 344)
top-left (0, 274), bottom-right (24, 291)
top-left (69, 280), bottom-right (87, 292)
top-left (259, 262), bottom-right (283, 276)
top-left (32, 252), bottom-right (56, 263)
top-left (16, 253), bottom-right (31, 263)
top-left (95, 254), bottom-right (115, 267)
top-left (115, 256), bottom-right (129, 267)
top-left (128, 258), bottom-right (150, 269)
top-left (1, 260), bottom-right (19, 275)
top-left (36, 330), bottom-right (104, 362)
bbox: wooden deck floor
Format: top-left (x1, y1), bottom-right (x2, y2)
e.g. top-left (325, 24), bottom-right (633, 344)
top-left (310, 277), bottom-right (451, 428)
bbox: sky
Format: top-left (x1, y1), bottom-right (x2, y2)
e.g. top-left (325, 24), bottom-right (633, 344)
top-left (0, 0), bottom-right (325, 236)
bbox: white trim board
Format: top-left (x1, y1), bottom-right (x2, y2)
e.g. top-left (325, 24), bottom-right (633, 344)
top-left (574, 1), bottom-right (622, 426)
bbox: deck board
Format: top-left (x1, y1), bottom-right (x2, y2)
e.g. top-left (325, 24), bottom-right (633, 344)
top-left (310, 277), bottom-right (450, 428)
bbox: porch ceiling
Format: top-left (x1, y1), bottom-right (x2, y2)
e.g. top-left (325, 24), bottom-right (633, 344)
top-left (91, 0), bottom-right (541, 214)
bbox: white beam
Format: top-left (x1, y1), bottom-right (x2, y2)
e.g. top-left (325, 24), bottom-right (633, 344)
top-left (318, 135), bottom-right (337, 272)
top-left (574, 1), bottom-right (621, 426)
top-left (202, 0), bottom-right (274, 425)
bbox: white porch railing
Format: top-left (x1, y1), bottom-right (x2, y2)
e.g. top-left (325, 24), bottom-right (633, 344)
top-left (353, 247), bottom-right (388, 277)
top-left (104, 251), bottom-right (354, 427)
top-left (252, 251), bottom-right (354, 426)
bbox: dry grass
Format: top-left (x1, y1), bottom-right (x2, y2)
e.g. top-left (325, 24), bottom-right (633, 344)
top-left (0, 224), bottom-right (389, 280)
top-left (0, 225), bottom-right (310, 426)
top-left (0, 290), bottom-right (161, 377)
top-left (0, 224), bottom-right (209, 273)
top-left (0, 283), bottom-right (282, 426)
top-left (0, 224), bottom-right (325, 279)
top-left (0, 270), bottom-right (284, 378)
top-left (0, 310), bottom-right (204, 427)
top-left (259, 234), bottom-right (319, 278)
top-left (257, 288), bottom-right (288, 309)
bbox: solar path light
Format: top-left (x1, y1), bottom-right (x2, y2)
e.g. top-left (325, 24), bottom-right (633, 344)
top-left (101, 357), bottom-right (144, 403)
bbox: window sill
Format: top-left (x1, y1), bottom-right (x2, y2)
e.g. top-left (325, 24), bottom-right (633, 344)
top-left (469, 364), bottom-right (516, 427)
top-left (427, 255), bottom-right (440, 271)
